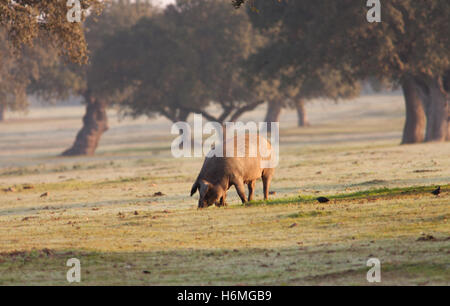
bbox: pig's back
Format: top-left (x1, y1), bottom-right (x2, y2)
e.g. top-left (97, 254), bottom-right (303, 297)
top-left (200, 134), bottom-right (272, 183)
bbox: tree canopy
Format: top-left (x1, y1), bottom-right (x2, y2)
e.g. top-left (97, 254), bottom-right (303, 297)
top-left (0, 0), bottom-right (106, 120)
top-left (32, 0), bottom-right (157, 156)
top-left (0, 27), bottom-right (63, 120)
top-left (239, 0), bottom-right (449, 142)
top-left (0, 0), bottom-right (103, 63)
top-left (95, 0), bottom-right (265, 124)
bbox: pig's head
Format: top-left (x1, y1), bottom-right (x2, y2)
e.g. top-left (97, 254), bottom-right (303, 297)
top-left (190, 180), bottom-right (223, 208)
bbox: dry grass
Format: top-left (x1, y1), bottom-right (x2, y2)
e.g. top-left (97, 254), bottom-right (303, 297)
top-left (0, 95), bottom-right (449, 285)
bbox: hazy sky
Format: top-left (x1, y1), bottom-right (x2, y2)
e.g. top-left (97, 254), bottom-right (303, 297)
top-left (153, 0), bottom-right (176, 7)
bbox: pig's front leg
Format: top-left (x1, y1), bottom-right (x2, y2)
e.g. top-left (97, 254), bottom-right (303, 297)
top-left (234, 181), bottom-right (247, 204)
top-left (247, 180), bottom-right (256, 201)
top-left (215, 193), bottom-right (227, 207)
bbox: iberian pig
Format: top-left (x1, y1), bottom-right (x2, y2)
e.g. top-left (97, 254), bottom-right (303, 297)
top-left (190, 134), bottom-right (275, 208)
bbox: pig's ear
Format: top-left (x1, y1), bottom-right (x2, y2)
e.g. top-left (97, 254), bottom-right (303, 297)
top-left (199, 180), bottom-right (211, 199)
top-left (190, 181), bottom-right (199, 196)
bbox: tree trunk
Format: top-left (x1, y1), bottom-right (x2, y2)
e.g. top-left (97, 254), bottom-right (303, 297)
top-left (264, 101), bottom-right (282, 133)
top-left (295, 99), bottom-right (309, 127)
top-left (447, 108), bottom-right (450, 141)
top-left (265, 101), bottom-right (282, 123)
top-left (62, 94), bottom-right (108, 156)
top-left (401, 78), bottom-right (426, 144)
top-left (0, 104), bottom-right (4, 122)
top-left (423, 77), bottom-right (448, 142)
top-left (444, 71), bottom-right (450, 141)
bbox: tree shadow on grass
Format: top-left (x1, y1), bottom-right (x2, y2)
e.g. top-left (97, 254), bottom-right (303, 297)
top-left (1, 236), bottom-right (449, 285)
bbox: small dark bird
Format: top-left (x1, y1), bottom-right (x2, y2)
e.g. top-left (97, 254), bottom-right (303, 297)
top-left (431, 186), bottom-right (441, 196)
top-left (316, 197), bottom-right (330, 203)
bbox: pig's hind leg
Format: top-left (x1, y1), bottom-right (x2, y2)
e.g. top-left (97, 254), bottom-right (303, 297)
top-left (262, 171), bottom-right (273, 200)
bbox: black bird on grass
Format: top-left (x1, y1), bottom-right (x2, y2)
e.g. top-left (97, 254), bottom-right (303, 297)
top-left (316, 197), bottom-right (330, 203)
top-left (431, 186), bottom-right (441, 196)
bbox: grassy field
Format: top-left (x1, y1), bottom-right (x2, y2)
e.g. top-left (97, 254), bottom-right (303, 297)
top-left (0, 95), bottom-right (449, 285)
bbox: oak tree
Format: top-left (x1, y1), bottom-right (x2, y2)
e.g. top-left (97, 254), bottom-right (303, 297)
top-left (237, 0), bottom-right (449, 142)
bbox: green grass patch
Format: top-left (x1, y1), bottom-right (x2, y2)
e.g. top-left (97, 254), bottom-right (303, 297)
top-left (1, 238), bottom-right (449, 285)
top-left (382, 262), bottom-right (450, 279)
top-left (96, 145), bottom-right (171, 156)
top-left (0, 161), bottom-right (121, 178)
top-left (246, 184), bottom-right (449, 207)
top-left (283, 211), bottom-right (332, 219)
top-left (0, 174), bottom-right (187, 193)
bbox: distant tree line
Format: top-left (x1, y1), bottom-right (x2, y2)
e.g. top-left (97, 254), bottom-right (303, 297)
top-left (237, 0), bottom-right (450, 143)
top-left (0, 0), bottom-right (448, 156)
